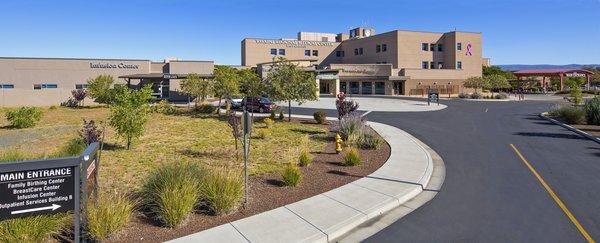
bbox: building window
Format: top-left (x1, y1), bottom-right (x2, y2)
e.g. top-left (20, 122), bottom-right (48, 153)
top-left (437, 44), bottom-right (443, 52)
top-left (354, 48), bottom-right (359, 55)
top-left (34, 83), bottom-right (58, 90)
top-left (305, 50), bottom-right (311, 56)
top-left (422, 43), bottom-right (428, 51)
top-left (312, 50), bottom-right (319, 56)
top-left (0, 84), bottom-right (14, 89)
top-left (430, 62), bottom-right (435, 69)
top-left (422, 61), bottom-right (429, 69)
top-left (382, 44), bottom-right (387, 52)
top-left (430, 44), bottom-right (435, 51)
top-left (322, 37), bottom-right (329, 42)
top-left (457, 43), bottom-right (462, 51)
top-left (376, 44), bottom-right (381, 53)
top-left (278, 49), bottom-right (285, 55)
top-left (75, 84), bottom-right (89, 90)
top-left (438, 62), bottom-right (444, 69)
top-left (359, 47), bottom-right (364, 55)
top-left (336, 50), bottom-right (345, 57)
top-left (270, 48), bottom-right (277, 55)
top-left (457, 61), bottom-right (463, 69)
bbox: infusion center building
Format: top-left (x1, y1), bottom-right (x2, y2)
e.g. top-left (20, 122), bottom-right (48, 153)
top-left (0, 57), bottom-right (213, 106)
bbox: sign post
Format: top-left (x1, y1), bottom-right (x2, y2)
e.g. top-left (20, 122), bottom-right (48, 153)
top-left (242, 109), bottom-right (250, 206)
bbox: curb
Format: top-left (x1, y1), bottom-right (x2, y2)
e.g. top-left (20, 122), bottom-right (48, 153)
top-left (539, 112), bottom-right (600, 145)
top-left (167, 115), bottom-right (443, 243)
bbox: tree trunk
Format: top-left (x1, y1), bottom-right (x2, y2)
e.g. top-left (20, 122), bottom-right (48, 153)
top-left (217, 96), bottom-right (222, 115)
top-left (288, 100), bottom-right (292, 122)
top-left (126, 136), bottom-right (131, 150)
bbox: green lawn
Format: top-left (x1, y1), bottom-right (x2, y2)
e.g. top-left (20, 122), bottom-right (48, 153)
top-left (0, 107), bottom-right (328, 193)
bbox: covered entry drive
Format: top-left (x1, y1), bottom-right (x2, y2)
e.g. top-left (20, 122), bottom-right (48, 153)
top-left (120, 73), bottom-right (213, 101)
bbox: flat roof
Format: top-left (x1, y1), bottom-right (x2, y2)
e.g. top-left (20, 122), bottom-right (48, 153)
top-left (0, 56), bottom-right (151, 61)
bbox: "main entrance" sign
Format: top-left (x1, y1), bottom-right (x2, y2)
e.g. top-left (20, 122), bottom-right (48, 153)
top-left (0, 166), bottom-right (76, 220)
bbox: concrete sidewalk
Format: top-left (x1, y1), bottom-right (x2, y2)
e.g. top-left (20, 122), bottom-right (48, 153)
top-left (168, 120), bottom-right (441, 243)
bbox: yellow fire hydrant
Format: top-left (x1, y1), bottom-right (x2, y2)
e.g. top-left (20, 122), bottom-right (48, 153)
top-left (335, 133), bottom-right (343, 153)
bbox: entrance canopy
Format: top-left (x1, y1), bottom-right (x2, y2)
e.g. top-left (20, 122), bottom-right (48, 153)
top-left (513, 68), bottom-right (593, 91)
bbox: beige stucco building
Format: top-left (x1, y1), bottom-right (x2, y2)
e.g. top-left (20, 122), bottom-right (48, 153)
top-left (0, 57), bottom-right (213, 106)
top-left (242, 27), bottom-right (484, 96)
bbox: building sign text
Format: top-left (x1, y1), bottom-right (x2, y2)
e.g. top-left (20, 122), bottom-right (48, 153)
top-left (90, 62), bottom-right (139, 69)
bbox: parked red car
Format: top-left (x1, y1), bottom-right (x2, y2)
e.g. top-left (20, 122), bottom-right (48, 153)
top-left (243, 97), bottom-right (277, 113)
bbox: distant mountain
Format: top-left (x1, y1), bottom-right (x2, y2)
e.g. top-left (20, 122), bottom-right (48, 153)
top-left (498, 64), bottom-right (600, 71)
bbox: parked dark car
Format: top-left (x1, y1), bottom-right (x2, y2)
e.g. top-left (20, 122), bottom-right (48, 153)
top-left (243, 97), bottom-right (277, 113)
top-left (227, 98), bottom-right (244, 109)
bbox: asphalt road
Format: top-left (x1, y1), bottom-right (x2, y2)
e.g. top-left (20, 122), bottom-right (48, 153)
top-left (293, 98), bottom-right (600, 242)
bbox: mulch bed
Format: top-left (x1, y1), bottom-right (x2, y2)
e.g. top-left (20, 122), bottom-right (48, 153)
top-left (106, 118), bottom-right (390, 243)
top-left (550, 116), bottom-right (600, 138)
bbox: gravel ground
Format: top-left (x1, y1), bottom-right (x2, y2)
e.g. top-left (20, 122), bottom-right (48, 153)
top-left (0, 125), bottom-right (77, 148)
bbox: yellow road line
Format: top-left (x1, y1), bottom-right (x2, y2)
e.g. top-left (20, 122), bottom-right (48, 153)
top-left (510, 144), bottom-right (595, 243)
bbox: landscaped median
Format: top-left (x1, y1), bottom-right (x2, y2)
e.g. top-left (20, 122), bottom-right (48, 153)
top-left (541, 97), bottom-right (600, 144)
top-left (167, 116), bottom-right (440, 243)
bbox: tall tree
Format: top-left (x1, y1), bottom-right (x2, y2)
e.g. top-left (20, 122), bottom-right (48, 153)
top-left (87, 75), bottom-right (115, 105)
top-left (267, 58), bottom-right (318, 122)
top-left (486, 74), bottom-right (510, 96)
top-left (213, 65), bottom-right (240, 115)
top-left (239, 69), bottom-right (265, 98)
top-left (180, 73), bottom-right (212, 106)
top-left (463, 76), bottom-right (489, 93)
top-left (109, 85), bottom-right (154, 149)
top-left (483, 65), bottom-right (516, 80)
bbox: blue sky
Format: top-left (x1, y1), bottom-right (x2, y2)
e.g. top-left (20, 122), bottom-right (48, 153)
top-left (1, 0), bottom-right (599, 65)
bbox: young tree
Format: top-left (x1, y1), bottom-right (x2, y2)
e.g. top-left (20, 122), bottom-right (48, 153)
top-left (565, 77), bottom-right (585, 105)
top-left (109, 85), bottom-right (154, 149)
top-left (180, 73), bottom-right (212, 106)
top-left (483, 65), bottom-right (516, 80)
top-left (87, 75), bottom-right (115, 105)
top-left (267, 58), bottom-right (318, 122)
top-left (463, 76), bottom-right (488, 93)
top-left (213, 66), bottom-right (240, 115)
top-left (486, 74), bottom-right (510, 96)
top-left (239, 69), bottom-right (265, 98)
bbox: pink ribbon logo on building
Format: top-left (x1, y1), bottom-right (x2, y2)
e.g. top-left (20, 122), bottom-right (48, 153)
top-left (466, 43), bottom-right (473, 56)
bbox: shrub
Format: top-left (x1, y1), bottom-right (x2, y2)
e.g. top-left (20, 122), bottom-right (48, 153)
top-left (0, 214), bottom-right (69, 242)
top-left (72, 89), bottom-right (87, 106)
top-left (87, 74), bottom-right (115, 105)
top-left (195, 103), bottom-right (215, 114)
top-left (200, 170), bottom-right (244, 215)
top-left (254, 128), bottom-right (270, 139)
top-left (49, 105), bottom-right (57, 110)
top-left (86, 193), bottom-right (135, 241)
top-left (263, 117), bottom-right (275, 128)
top-left (5, 107), bottom-right (43, 128)
top-left (154, 100), bottom-right (177, 114)
top-left (335, 92), bottom-right (359, 118)
top-left (470, 92), bottom-right (482, 99)
top-left (281, 164), bottom-right (301, 187)
top-left (343, 148), bottom-right (362, 166)
top-left (584, 97), bottom-right (600, 125)
top-left (61, 97), bottom-right (79, 108)
top-left (458, 93), bottom-right (469, 98)
top-left (337, 113), bottom-right (365, 143)
top-left (495, 93), bottom-right (508, 99)
top-left (79, 119), bottom-right (102, 145)
top-left (0, 151), bottom-right (30, 162)
top-left (55, 138), bottom-right (87, 157)
top-left (550, 106), bottom-right (586, 125)
top-left (357, 129), bottom-right (383, 150)
top-left (298, 150), bottom-right (313, 167)
top-left (269, 110), bottom-right (276, 120)
top-left (278, 111), bottom-right (285, 121)
top-left (141, 162), bottom-right (204, 228)
top-left (313, 111), bottom-right (327, 124)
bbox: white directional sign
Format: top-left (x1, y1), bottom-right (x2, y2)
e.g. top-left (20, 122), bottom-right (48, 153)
top-left (0, 166), bottom-right (75, 220)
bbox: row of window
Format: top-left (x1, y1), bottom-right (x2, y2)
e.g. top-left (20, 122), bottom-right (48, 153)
top-left (421, 61), bottom-right (462, 69)
top-left (304, 50), bottom-right (319, 57)
top-left (270, 48), bottom-right (286, 56)
top-left (354, 47), bottom-right (364, 56)
top-left (421, 42), bottom-right (464, 51)
top-left (376, 44), bottom-right (387, 53)
top-left (0, 84), bottom-right (89, 90)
